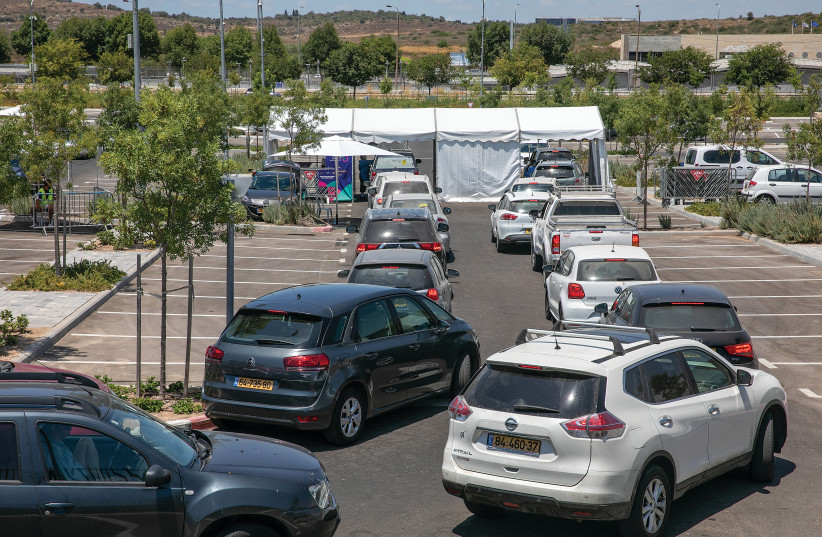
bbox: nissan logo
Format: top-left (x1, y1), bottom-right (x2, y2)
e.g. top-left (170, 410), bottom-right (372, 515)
top-left (505, 417), bottom-right (518, 431)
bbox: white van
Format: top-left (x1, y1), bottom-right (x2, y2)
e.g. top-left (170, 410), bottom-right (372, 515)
top-left (682, 145), bottom-right (781, 191)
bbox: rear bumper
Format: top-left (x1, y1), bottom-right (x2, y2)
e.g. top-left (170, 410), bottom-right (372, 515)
top-left (499, 233), bottom-right (534, 244)
top-left (202, 393), bottom-right (334, 430)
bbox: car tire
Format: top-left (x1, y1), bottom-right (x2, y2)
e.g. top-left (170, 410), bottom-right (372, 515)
top-left (530, 245), bottom-right (543, 272)
top-left (464, 499), bottom-right (504, 518)
top-left (617, 464), bottom-right (672, 537)
top-left (217, 522), bottom-right (280, 537)
top-left (323, 388), bottom-right (366, 446)
top-left (750, 412), bottom-right (775, 482)
top-left (496, 238), bottom-right (505, 253)
top-left (450, 352), bottom-right (474, 398)
top-left (544, 288), bottom-right (553, 321)
top-left (757, 195), bottom-right (775, 204)
top-left (491, 229), bottom-right (496, 243)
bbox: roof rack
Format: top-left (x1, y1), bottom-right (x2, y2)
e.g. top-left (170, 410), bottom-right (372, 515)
top-left (554, 185), bottom-right (616, 198)
top-left (0, 371), bottom-right (101, 390)
top-left (515, 322), bottom-right (661, 356)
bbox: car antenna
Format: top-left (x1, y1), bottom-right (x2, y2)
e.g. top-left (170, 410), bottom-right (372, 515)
top-left (553, 330), bottom-right (561, 350)
top-left (611, 242), bottom-right (615, 253)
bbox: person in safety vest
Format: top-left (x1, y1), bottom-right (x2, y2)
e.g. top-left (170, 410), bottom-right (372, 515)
top-left (36, 178), bottom-right (55, 220)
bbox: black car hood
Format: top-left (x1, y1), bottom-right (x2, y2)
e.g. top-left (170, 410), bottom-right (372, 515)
top-left (202, 430), bottom-right (322, 479)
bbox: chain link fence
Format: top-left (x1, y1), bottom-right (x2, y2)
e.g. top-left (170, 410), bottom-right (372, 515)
top-left (659, 167), bottom-right (732, 206)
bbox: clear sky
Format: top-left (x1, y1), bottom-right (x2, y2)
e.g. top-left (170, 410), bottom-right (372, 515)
top-left (79, 1), bottom-right (822, 24)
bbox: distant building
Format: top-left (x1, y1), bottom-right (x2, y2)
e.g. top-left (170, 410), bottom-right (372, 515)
top-left (619, 34), bottom-right (822, 62)
top-left (536, 17), bottom-right (635, 27)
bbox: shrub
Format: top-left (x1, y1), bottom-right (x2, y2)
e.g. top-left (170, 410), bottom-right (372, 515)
top-left (167, 380), bottom-right (185, 393)
top-left (658, 214), bottom-right (672, 229)
top-left (133, 397), bottom-right (164, 413)
top-left (172, 398), bottom-right (203, 414)
top-left (140, 376), bottom-right (160, 395)
top-left (0, 310), bottom-right (29, 347)
top-left (9, 196), bottom-right (33, 215)
top-left (7, 260), bottom-right (126, 292)
top-left (610, 161), bottom-right (635, 187)
top-left (686, 201), bottom-right (722, 216)
top-left (262, 201), bottom-right (317, 225)
top-left (721, 198), bottom-right (822, 243)
top-left (94, 375), bottom-right (133, 398)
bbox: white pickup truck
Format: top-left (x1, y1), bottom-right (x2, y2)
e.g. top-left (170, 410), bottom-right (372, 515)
top-left (528, 190), bottom-right (639, 271)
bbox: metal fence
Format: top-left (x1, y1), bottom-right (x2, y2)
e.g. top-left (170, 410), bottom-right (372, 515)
top-left (32, 189), bottom-right (114, 234)
top-left (659, 167), bottom-right (732, 206)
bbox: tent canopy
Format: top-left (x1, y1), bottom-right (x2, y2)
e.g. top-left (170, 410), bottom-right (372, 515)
top-left (516, 106), bottom-right (604, 141)
top-left (271, 136), bottom-right (400, 157)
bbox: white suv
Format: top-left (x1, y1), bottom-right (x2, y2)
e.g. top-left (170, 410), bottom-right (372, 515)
top-left (442, 326), bottom-right (787, 537)
top-left (741, 164), bottom-right (822, 203)
top-left (682, 145), bottom-right (781, 191)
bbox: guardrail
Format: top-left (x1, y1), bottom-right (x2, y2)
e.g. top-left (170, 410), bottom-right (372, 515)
top-left (32, 189), bottom-right (114, 234)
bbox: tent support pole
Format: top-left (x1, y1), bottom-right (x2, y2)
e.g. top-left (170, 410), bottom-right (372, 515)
top-left (335, 157), bottom-right (339, 224)
top-left (432, 138), bottom-right (437, 190)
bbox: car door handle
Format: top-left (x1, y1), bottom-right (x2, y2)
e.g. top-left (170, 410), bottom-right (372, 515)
top-left (408, 344), bottom-right (421, 351)
top-left (769, 183), bottom-right (776, 186)
top-left (44, 503), bottom-right (74, 515)
top-left (361, 352), bottom-right (378, 359)
top-left (658, 416), bottom-right (673, 428)
top-left (708, 404), bottom-right (720, 416)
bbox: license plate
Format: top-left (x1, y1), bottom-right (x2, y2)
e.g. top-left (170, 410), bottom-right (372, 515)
top-left (522, 229), bottom-right (532, 234)
top-left (487, 433), bottom-right (541, 456)
top-left (234, 377), bottom-right (274, 391)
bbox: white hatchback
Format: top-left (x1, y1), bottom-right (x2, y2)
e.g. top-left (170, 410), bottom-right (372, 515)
top-left (741, 164), bottom-right (822, 203)
top-left (489, 191), bottom-right (554, 252)
top-left (442, 326), bottom-right (787, 537)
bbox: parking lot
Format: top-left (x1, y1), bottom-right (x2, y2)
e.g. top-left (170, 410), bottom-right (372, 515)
top-left (8, 193), bottom-right (817, 536)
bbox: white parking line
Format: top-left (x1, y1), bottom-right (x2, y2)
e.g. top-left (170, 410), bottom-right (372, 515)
top-left (656, 265), bottom-right (811, 271)
top-left (770, 362), bottom-right (822, 365)
top-left (230, 245), bottom-right (339, 252)
top-left (120, 292), bottom-right (261, 300)
top-left (98, 311), bottom-right (225, 317)
top-left (70, 334), bottom-right (216, 339)
top-left (37, 360), bottom-right (203, 365)
top-left (139, 277), bottom-right (311, 285)
top-left (739, 313), bottom-right (822, 317)
top-left (758, 358), bottom-right (776, 369)
top-left (799, 389), bottom-right (822, 398)
top-left (232, 237), bottom-right (342, 243)
top-left (750, 335), bottom-right (822, 338)
top-left (198, 254), bottom-right (329, 262)
top-left (672, 278), bottom-right (822, 283)
top-left (0, 248), bottom-right (55, 252)
top-left (162, 266), bottom-right (336, 273)
top-left (653, 255), bottom-right (787, 259)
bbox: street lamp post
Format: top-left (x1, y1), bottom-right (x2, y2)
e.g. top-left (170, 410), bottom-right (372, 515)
top-left (257, 0), bottom-right (270, 156)
top-left (715, 3), bottom-right (720, 60)
top-left (297, 8), bottom-right (302, 65)
top-left (28, 1), bottom-right (35, 84)
top-left (634, 4), bottom-right (640, 90)
top-left (131, 0), bottom-right (141, 102)
top-left (480, 0), bottom-right (485, 98)
top-left (386, 5), bottom-right (400, 90)
top-left (514, 4), bottom-right (519, 48)
top-left (219, 0), bottom-right (226, 84)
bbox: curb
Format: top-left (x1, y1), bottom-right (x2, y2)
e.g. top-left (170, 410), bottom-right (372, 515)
top-left (167, 414), bottom-right (213, 430)
top-left (252, 222), bottom-right (334, 232)
top-left (17, 248), bottom-right (163, 364)
top-left (738, 232), bottom-right (822, 269)
top-left (615, 186), bottom-right (723, 229)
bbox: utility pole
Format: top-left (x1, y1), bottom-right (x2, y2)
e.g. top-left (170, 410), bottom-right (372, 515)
top-left (258, 0), bottom-right (270, 156)
top-left (28, 1), bottom-right (35, 84)
top-left (480, 0), bottom-right (485, 98)
top-left (132, 0), bottom-right (141, 102)
top-left (219, 0), bottom-right (226, 83)
top-left (297, 8), bottom-right (302, 65)
top-left (634, 4), bottom-right (640, 90)
top-left (386, 5), bottom-right (400, 90)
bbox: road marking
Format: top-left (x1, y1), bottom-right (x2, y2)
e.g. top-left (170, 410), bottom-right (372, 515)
top-left (71, 334), bottom-right (216, 339)
top-left (98, 311), bottom-right (226, 317)
top-left (0, 248), bottom-right (56, 252)
top-left (758, 358), bottom-right (776, 369)
top-left (799, 389), bottom-right (822, 398)
top-left (653, 255), bottom-right (787, 259)
top-left (656, 265), bottom-right (811, 271)
top-left (231, 237), bottom-right (341, 243)
top-left (770, 362), bottom-right (822, 365)
top-left (751, 335), bottom-right (822, 339)
top-left (162, 266), bottom-right (336, 273)
top-left (340, 248), bottom-right (347, 253)
top-left (198, 254), bottom-right (329, 262)
top-left (231, 245), bottom-right (339, 252)
top-left (739, 313), bottom-right (822, 317)
top-left (37, 360), bottom-right (204, 365)
top-left (339, 258), bottom-right (346, 264)
top-left (119, 293), bottom-right (262, 300)
top-left (139, 277), bottom-right (311, 285)
top-left (670, 278), bottom-right (822, 283)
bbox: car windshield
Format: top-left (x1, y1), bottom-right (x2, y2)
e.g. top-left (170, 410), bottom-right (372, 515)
top-left (510, 200), bottom-right (547, 214)
top-left (521, 143), bottom-right (547, 153)
top-left (464, 364), bottom-right (599, 418)
top-left (104, 397), bottom-right (198, 467)
top-left (641, 303), bottom-right (740, 331)
top-left (537, 151), bottom-right (572, 162)
top-left (577, 260), bottom-right (657, 281)
top-left (374, 156), bottom-right (416, 170)
top-left (511, 183), bottom-right (554, 194)
top-left (535, 166), bottom-right (575, 178)
top-left (221, 309), bottom-right (324, 347)
top-left (382, 182), bottom-right (429, 196)
top-left (350, 264), bottom-right (434, 290)
top-left (388, 197), bottom-right (436, 210)
top-left (553, 201), bottom-right (622, 216)
top-left (250, 173), bottom-right (292, 191)
top-left (363, 220), bottom-right (435, 243)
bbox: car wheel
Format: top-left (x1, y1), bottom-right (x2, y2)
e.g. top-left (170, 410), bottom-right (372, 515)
top-left (464, 499), bottom-right (504, 518)
top-left (544, 288), bottom-right (553, 321)
top-left (216, 522), bottom-right (280, 537)
top-left (617, 464), bottom-right (671, 537)
top-left (757, 195), bottom-right (775, 204)
top-left (530, 245), bottom-right (543, 272)
top-left (495, 237), bottom-right (505, 253)
top-left (750, 412), bottom-right (775, 482)
top-left (323, 388), bottom-right (366, 445)
top-left (450, 353), bottom-right (474, 397)
top-left (491, 228), bottom-right (496, 243)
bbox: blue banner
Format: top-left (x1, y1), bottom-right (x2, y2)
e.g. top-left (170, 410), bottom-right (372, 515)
top-left (324, 156), bottom-right (353, 202)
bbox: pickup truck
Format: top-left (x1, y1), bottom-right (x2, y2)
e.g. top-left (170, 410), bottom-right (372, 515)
top-left (528, 190), bottom-right (639, 271)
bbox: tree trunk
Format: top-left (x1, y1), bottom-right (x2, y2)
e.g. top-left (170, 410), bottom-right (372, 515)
top-left (353, 86), bottom-right (357, 99)
top-left (642, 165), bottom-right (648, 230)
top-left (160, 245), bottom-right (167, 396)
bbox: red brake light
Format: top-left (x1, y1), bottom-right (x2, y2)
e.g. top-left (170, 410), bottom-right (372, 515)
top-left (205, 345), bottom-right (224, 364)
top-left (562, 411), bottom-right (625, 439)
top-left (356, 243), bottom-right (379, 252)
top-left (376, 198), bottom-right (384, 204)
top-left (267, 310), bottom-right (287, 314)
top-left (500, 213), bottom-right (518, 220)
top-left (605, 259), bottom-right (626, 262)
top-left (611, 299), bottom-right (618, 310)
top-left (426, 288), bottom-right (439, 300)
top-left (632, 233), bottom-right (639, 247)
top-left (382, 265), bottom-right (400, 269)
top-left (589, 230), bottom-right (603, 233)
top-left (671, 302), bottom-right (704, 305)
top-left (296, 416), bottom-right (319, 423)
top-left (567, 283), bottom-right (586, 299)
top-left (448, 395), bottom-right (472, 421)
top-left (551, 234), bottom-right (560, 254)
top-left (725, 342), bottom-right (754, 358)
top-left (371, 172), bottom-right (376, 178)
top-left (748, 181), bottom-right (757, 187)
top-left (419, 242), bottom-right (443, 252)
top-left (283, 353), bottom-right (329, 371)
top-left (437, 217), bottom-right (446, 222)
top-left (414, 170), bottom-right (419, 175)
top-left (518, 364), bottom-right (542, 370)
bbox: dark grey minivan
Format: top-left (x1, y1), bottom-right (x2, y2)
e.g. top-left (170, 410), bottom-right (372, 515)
top-left (203, 284), bottom-right (480, 445)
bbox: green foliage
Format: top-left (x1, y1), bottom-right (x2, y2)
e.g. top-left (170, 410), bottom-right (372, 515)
top-left (313, 80), bottom-right (348, 107)
top-left (141, 376), bottom-right (160, 395)
top-left (133, 397), bottom-right (164, 413)
top-left (686, 201), bottom-right (722, 216)
top-left (167, 380), bottom-right (185, 393)
top-left (9, 196), bottom-right (33, 215)
top-left (610, 161), bottom-right (635, 187)
top-left (379, 76), bottom-right (393, 94)
top-left (519, 21), bottom-right (573, 66)
top-left (162, 23), bottom-right (200, 68)
top-left (0, 309), bottom-right (29, 348)
top-left (658, 214), bottom-right (672, 229)
top-left (35, 38), bottom-right (88, 81)
top-left (97, 50), bottom-right (134, 86)
top-left (11, 13), bottom-right (50, 57)
top-left (406, 53), bottom-right (453, 95)
top-left (361, 34), bottom-right (397, 66)
top-left (303, 22), bottom-right (342, 68)
top-left (0, 30), bottom-right (11, 64)
top-left (466, 21), bottom-right (509, 67)
top-left (663, 84), bottom-right (712, 163)
top-left (262, 201), bottom-right (318, 225)
top-left (725, 199), bottom-right (822, 243)
top-left (106, 11), bottom-right (161, 59)
top-left (7, 260), bottom-right (125, 292)
top-left (784, 116), bottom-right (822, 170)
top-left (490, 44), bottom-right (548, 90)
top-left (268, 54), bottom-right (303, 83)
top-left (225, 26), bottom-right (254, 68)
top-left (639, 47), bottom-right (715, 87)
top-left (98, 85), bottom-right (140, 140)
top-left (0, 118), bottom-right (27, 205)
top-left (172, 398), bottom-right (203, 414)
top-left (726, 44), bottom-right (795, 90)
top-left (709, 88), bottom-right (763, 162)
top-left (271, 80), bottom-right (328, 162)
top-left (566, 46), bottom-right (616, 85)
top-left (53, 15), bottom-right (108, 62)
top-left (94, 375), bottom-right (133, 399)
top-left (326, 42), bottom-right (381, 97)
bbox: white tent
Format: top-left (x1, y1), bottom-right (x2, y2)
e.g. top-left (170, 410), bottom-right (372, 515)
top-left (0, 105), bottom-right (23, 117)
top-left (268, 106), bottom-right (608, 201)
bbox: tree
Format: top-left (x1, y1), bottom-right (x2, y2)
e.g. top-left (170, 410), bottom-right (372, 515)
top-left (97, 50), bottom-right (133, 86)
top-left (361, 35), bottom-right (397, 66)
top-left (566, 46), bottom-right (615, 85)
top-left (662, 83), bottom-right (712, 163)
top-left (53, 16), bottom-right (109, 62)
top-left (268, 54), bottom-right (302, 83)
top-left (250, 24), bottom-right (291, 85)
top-left (0, 117), bottom-right (27, 204)
top-left (224, 26), bottom-right (253, 68)
top-left (725, 44), bottom-right (794, 90)
top-left (326, 42), bottom-right (381, 98)
top-left (105, 11), bottom-right (160, 58)
top-left (519, 21), bottom-right (573, 66)
top-left (98, 85), bottom-right (245, 395)
top-left (406, 53), bottom-right (453, 95)
top-left (270, 80), bottom-right (327, 180)
top-left (303, 22), bottom-right (342, 71)
top-left (35, 38), bottom-right (87, 81)
top-left (708, 88), bottom-right (763, 194)
top-left (162, 23), bottom-right (200, 68)
top-left (0, 30), bottom-right (15, 64)
top-left (466, 21), bottom-right (509, 68)
top-left (489, 43), bottom-right (548, 90)
top-left (783, 120), bottom-right (822, 198)
top-left (614, 85), bottom-right (675, 228)
top-left (379, 76), bottom-right (392, 94)
top-left (11, 13), bottom-right (50, 57)
top-left (98, 85), bottom-right (140, 142)
top-left (639, 46), bottom-right (715, 87)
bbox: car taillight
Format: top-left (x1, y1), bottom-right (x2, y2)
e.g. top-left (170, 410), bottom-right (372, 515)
top-left (562, 411), bottom-right (625, 439)
top-left (419, 242), bottom-right (443, 252)
top-left (748, 181), bottom-right (757, 187)
top-left (205, 345), bottom-right (224, 364)
top-left (284, 353), bottom-right (330, 371)
top-left (427, 288), bottom-right (439, 300)
top-left (500, 213), bottom-right (518, 220)
top-left (632, 233), bottom-right (639, 247)
top-left (376, 198), bottom-right (384, 205)
top-left (356, 244), bottom-right (379, 252)
top-left (414, 170), bottom-right (419, 175)
top-left (448, 395), bottom-right (472, 421)
top-left (437, 217), bottom-right (446, 222)
top-left (725, 341), bottom-right (754, 359)
top-left (567, 283), bottom-right (585, 299)
top-left (371, 172), bottom-right (376, 178)
top-left (551, 234), bottom-right (560, 254)
top-left (611, 299), bottom-right (618, 310)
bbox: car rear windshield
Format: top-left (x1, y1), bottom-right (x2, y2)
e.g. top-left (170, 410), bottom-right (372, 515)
top-left (511, 183), bottom-right (554, 194)
top-left (640, 303), bottom-right (741, 331)
top-left (221, 309), bottom-right (324, 347)
top-left (388, 197), bottom-right (435, 210)
top-left (250, 173), bottom-right (292, 191)
top-left (349, 264), bottom-right (434, 290)
top-left (382, 182), bottom-right (429, 197)
top-left (509, 200), bottom-right (547, 214)
top-left (703, 150), bottom-right (740, 164)
top-left (464, 364), bottom-right (599, 418)
top-left (363, 220), bottom-right (435, 243)
top-left (537, 151), bottom-right (573, 162)
top-left (535, 166), bottom-right (575, 179)
top-left (374, 156), bottom-right (416, 170)
top-left (553, 201), bottom-right (622, 216)
top-left (577, 260), bottom-right (657, 281)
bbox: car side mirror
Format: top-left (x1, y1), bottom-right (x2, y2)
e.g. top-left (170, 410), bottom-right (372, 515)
top-left (337, 269), bottom-right (350, 278)
top-left (144, 464), bottom-right (172, 487)
top-left (345, 225), bottom-right (358, 233)
top-left (736, 369), bottom-right (753, 386)
top-left (437, 222), bottom-right (449, 232)
top-left (416, 158), bottom-right (422, 164)
top-left (434, 187), bottom-right (442, 194)
top-left (542, 264), bottom-right (553, 274)
top-left (436, 320), bottom-right (450, 335)
top-left (363, 180), bottom-right (371, 187)
top-left (487, 204), bottom-right (496, 211)
top-left (368, 187), bottom-right (377, 195)
top-left (443, 207), bottom-right (452, 215)
top-left (523, 157), bottom-right (529, 164)
top-left (594, 303), bottom-right (608, 314)
top-left (446, 268), bottom-right (459, 278)
top-left (529, 209), bottom-right (539, 219)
